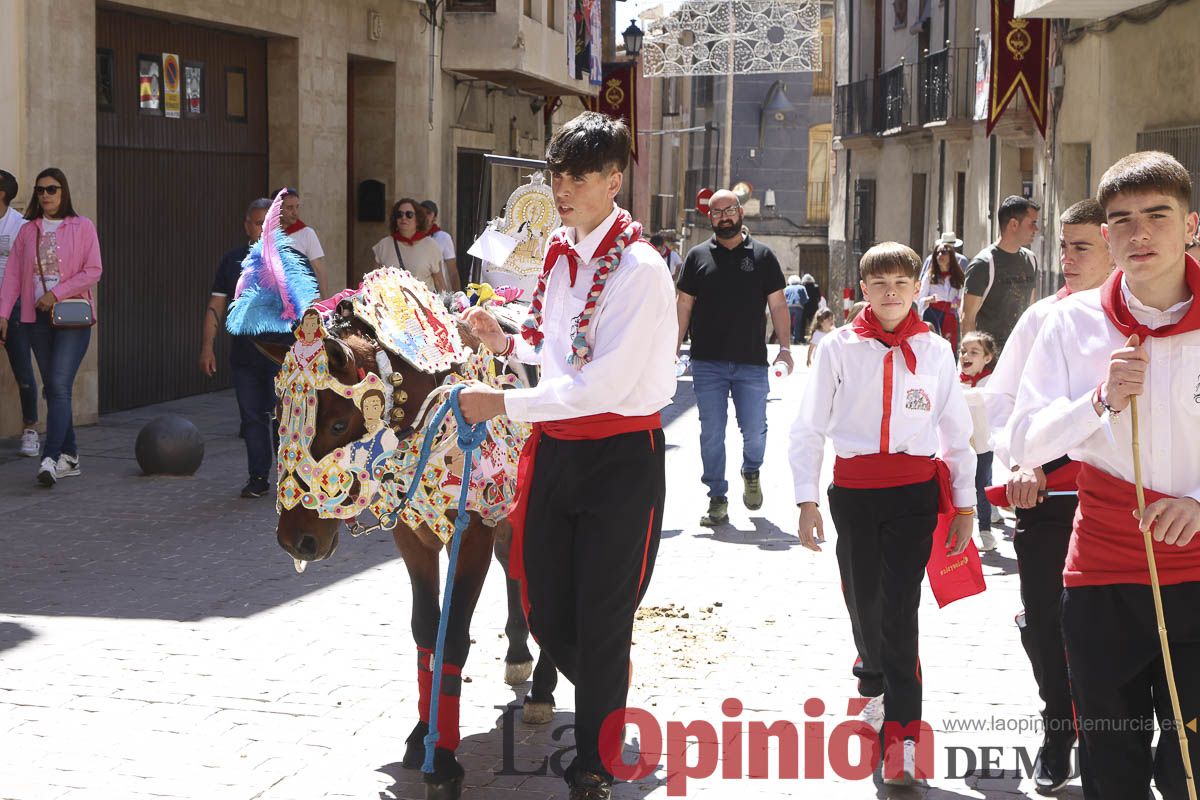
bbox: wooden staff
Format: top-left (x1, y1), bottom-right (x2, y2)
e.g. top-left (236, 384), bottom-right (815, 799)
top-left (1130, 396), bottom-right (1198, 800)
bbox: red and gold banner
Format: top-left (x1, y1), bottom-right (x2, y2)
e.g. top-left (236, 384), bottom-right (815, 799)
top-left (987, 0), bottom-right (1049, 136)
top-left (584, 62), bottom-right (638, 162)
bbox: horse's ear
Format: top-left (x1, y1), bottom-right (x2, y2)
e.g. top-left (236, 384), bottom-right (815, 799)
top-left (254, 340), bottom-right (290, 366)
top-left (324, 337), bottom-right (352, 372)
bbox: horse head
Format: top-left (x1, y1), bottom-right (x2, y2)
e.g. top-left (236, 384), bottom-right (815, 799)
top-left (260, 315), bottom-right (441, 565)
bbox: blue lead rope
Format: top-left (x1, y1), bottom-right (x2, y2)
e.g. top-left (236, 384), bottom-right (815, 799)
top-left (404, 384), bottom-right (490, 775)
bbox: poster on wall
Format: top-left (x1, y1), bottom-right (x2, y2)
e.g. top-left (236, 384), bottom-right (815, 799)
top-left (138, 56), bottom-right (161, 113)
top-left (184, 63), bottom-right (204, 115)
top-left (163, 53), bottom-right (181, 118)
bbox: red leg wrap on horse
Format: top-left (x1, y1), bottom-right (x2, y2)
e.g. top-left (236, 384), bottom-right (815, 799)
top-left (436, 663), bottom-right (463, 751)
top-left (417, 647), bottom-right (433, 723)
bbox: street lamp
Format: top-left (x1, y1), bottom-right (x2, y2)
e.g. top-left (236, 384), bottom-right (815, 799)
top-left (623, 20), bottom-right (644, 59)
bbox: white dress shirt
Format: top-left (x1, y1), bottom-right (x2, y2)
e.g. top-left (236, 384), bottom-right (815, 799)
top-left (789, 325), bottom-right (977, 507)
top-left (1009, 279), bottom-right (1200, 503)
top-left (963, 373), bottom-right (993, 454)
top-left (983, 293), bottom-right (1064, 465)
top-left (503, 205), bottom-right (678, 423)
top-left (916, 273), bottom-right (963, 314)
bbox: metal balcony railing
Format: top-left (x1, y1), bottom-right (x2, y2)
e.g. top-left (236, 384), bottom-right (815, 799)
top-left (920, 47), bottom-right (978, 124)
top-left (834, 78), bottom-right (876, 138)
top-left (879, 63), bottom-right (918, 133)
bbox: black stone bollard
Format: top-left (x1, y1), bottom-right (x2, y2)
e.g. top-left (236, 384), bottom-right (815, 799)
top-left (135, 414), bottom-right (205, 476)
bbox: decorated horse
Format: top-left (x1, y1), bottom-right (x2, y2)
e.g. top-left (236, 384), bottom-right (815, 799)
top-left (227, 192), bottom-right (557, 800)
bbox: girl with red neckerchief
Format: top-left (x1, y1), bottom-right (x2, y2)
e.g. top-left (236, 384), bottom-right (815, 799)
top-left (959, 330), bottom-right (999, 551)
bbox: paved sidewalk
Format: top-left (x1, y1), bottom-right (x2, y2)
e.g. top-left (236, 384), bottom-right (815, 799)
top-left (0, 350), bottom-right (1124, 799)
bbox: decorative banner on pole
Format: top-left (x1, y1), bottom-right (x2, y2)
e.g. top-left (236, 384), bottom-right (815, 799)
top-left (584, 63), bottom-right (638, 161)
top-left (571, 0), bottom-right (603, 85)
top-left (987, 0), bottom-right (1048, 136)
top-left (162, 53), bottom-right (181, 119)
top-left (641, 0), bottom-right (821, 77)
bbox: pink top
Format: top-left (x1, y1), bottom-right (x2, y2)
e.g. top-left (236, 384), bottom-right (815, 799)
top-left (0, 216), bottom-right (103, 323)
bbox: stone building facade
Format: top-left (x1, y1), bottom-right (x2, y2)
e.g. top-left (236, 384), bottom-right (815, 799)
top-left (0, 0), bottom-right (603, 436)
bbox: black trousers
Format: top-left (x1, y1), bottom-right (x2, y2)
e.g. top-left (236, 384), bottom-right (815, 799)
top-left (1013, 496), bottom-right (1077, 747)
top-left (828, 479), bottom-right (938, 733)
top-left (1062, 582), bottom-right (1200, 799)
top-left (523, 428), bottom-right (666, 783)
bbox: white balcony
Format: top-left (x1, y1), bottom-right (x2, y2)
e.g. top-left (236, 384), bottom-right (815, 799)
top-left (1015, 0), bottom-right (1147, 19)
top-left (442, 0), bottom-right (597, 97)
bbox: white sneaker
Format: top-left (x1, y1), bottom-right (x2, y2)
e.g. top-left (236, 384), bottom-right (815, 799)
top-left (979, 530), bottom-right (998, 552)
top-left (56, 454), bottom-right (80, 478)
top-left (991, 506), bottom-right (1004, 525)
top-left (37, 457), bottom-right (57, 487)
top-left (882, 739), bottom-right (929, 786)
top-left (859, 695), bottom-right (885, 733)
top-left (19, 428), bottom-right (39, 457)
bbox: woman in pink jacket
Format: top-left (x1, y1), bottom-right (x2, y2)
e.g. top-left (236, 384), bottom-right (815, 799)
top-left (0, 168), bottom-right (102, 487)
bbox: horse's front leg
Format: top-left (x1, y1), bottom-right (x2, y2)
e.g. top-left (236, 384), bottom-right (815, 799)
top-left (402, 517), bottom-right (496, 800)
top-left (492, 522), bottom-right (534, 684)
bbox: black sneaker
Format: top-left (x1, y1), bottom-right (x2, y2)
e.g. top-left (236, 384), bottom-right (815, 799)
top-left (1033, 735), bottom-right (1073, 795)
top-left (568, 771), bottom-right (612, 800)
top-left (241, 476), bottom-right (270, 498)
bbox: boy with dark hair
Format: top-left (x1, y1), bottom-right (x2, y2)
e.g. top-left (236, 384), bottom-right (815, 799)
top-left (458, 111), bottom-right (675, 800)
top-left (1010, 151), bottom-right (1200, 799)
top-left (963, 195), bottom-right (1042, 348)
top-left (984, 196), bottom-right (1114, 795)
top-left (791, 241), bottom-right (976, 787)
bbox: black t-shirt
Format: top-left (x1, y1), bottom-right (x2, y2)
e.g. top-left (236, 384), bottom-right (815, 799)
top-left (963, 245), bottom-right (1037, 348)
top-left (212, 245), bottom-right (282, 370)
top-left (677, 235), bottom-right (787, 366)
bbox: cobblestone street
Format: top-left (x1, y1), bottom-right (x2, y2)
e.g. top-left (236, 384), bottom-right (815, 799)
top-left (0, 347), bottom-right (1105, 799)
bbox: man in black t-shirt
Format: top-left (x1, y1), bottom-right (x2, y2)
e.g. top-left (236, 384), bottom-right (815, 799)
top-left (676, 190), bottom-right (792, 526)
top-left (198, 198), bottom-right (284, 498)
top-left (962, 195), bottom-right (1040, 350)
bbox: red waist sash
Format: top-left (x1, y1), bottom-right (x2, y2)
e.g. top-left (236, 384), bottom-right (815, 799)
top-left (834, 453), bottom-right (951, 513)
top-left (508, 412), bottom-right (662, 586)
top-left (1066, 464), bottom-right (1200, 587)
top-left (985, 460), bottom-right (1081, 507)
top-left (833, 453), bottom-right (984, 607)
top-left (929, 300), bottom-right (960, 345)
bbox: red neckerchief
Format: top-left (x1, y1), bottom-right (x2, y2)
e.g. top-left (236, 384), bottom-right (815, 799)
top-left (959, 366), bottom-right (993, 388)
top-left (542, 211), bottom-right (633, 288)
top-left (1055, 285), bottom-right (1072, 300)
top-left (428, 224), bottom-right (443, 236)
top-left (284, 220), bottom-right (307, 235)
top-left (392, 230), bottom-right (429, 246)
top-left (1100, 254), bottom-right (1200, 339)
top-left (851, 306), bottom-right (928, 373)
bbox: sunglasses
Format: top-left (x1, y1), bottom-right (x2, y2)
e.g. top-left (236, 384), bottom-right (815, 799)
top-left (35, 185), bottom-right (62, 196)
top-left (709, 205), bottom-right (740, 219)
top-left (395, 210), bottom-right (416, 219)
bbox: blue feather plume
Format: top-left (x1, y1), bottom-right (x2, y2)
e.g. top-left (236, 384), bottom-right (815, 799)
top-left (226, 232), bottom-right (319, 335)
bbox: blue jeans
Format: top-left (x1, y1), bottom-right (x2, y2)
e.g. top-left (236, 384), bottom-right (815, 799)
top-left (976, 451), bottom-right (994, 531)
top-left (28, 310), bottom-right (91, 461)
top-left (692, 359), bottom-right (769, 498)
top-left (231, 361), bottom-right (280, 479)
top-left (3, 302), bottom-right (39, 424)
top-left (788, 306), bottom-right (804, 343)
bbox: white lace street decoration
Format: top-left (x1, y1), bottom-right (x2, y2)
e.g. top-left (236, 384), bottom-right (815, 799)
top-left (641, 0), bottom-right (821, 77)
